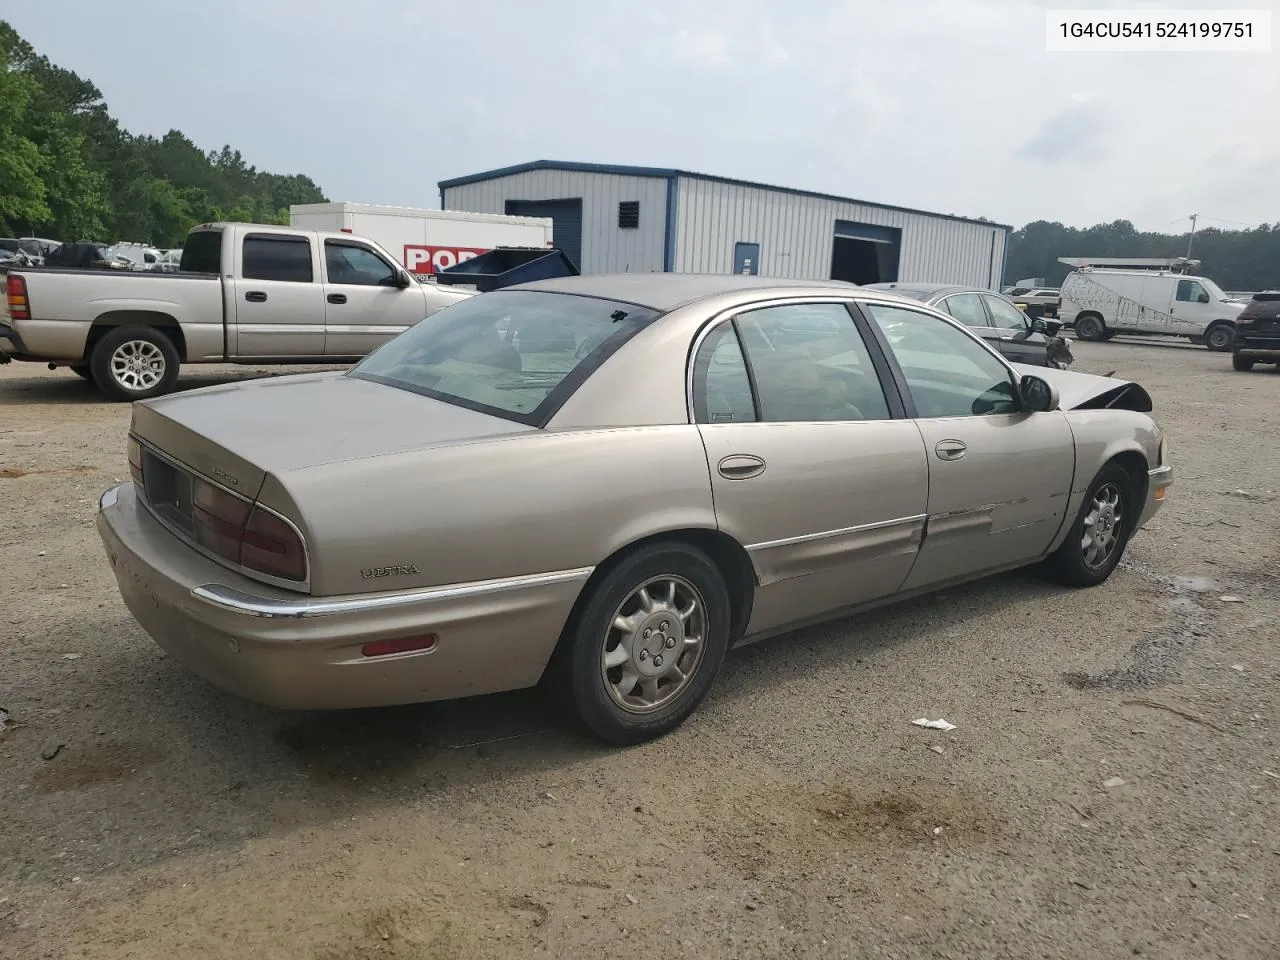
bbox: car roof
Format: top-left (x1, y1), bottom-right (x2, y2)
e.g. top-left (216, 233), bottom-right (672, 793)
top-left (506, 273), bottom-right (866, 312)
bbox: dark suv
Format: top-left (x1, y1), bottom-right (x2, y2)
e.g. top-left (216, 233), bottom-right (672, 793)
top-left (1232, 291), bottom-right (1280, 371)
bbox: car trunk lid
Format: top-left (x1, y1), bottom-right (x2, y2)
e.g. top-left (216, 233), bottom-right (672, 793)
top-left (130, 371), bottom-right (536, 496)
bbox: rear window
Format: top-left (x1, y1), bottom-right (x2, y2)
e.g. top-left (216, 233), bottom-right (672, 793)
top-left (180, 231), bottom-right (222, 274)
top-left (349, 290), bottom-right (659, 426)
top-left (242, 235), bottom-right (313, 283)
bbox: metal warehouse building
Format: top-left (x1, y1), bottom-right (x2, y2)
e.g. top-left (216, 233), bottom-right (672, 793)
top-left (438, 160), bottom-right (1010, 288)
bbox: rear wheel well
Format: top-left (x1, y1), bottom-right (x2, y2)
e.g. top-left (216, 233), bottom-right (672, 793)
top-left (85, 311), bottom-right (187, 362)
top-left (543, 529), bottom-right (756, 681)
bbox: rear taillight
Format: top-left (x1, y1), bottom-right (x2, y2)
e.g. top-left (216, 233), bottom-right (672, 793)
top-left (241, 506), bottom-right (307, 583)
top-left (126, 435), bottom-right (143, 486)
top-left (6, 274), bottom-right (30, 321)
top-left (187, 474), bottom-right (308, 584)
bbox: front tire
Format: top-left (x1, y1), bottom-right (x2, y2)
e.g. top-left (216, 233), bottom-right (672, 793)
top-left (1045, 463), bottom-right (1136, 587)
top-left (1074, 313), bottom-right (1105, 342)
top-left (69, 364), bottom-right (92, 380)
top-left (89, 326), bottom-right (181, 401)
top-left (555, 543), bottom-right (731, 745)
top-left (1232, 353), bottom-right (1255, 371)
top-left (1205, 323), bottom-right (1234, 352)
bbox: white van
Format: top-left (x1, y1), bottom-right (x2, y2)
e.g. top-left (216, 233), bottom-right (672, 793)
top-left (1058, 260), bottom-right (1243, 351)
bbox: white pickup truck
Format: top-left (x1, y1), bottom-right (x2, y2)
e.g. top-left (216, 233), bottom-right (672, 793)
top-left (0, 222), bottom-right (473, 400)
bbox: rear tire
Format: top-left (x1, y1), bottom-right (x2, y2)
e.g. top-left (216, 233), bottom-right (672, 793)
top-left (1044, 462), bottom-right (1136, 588)
top-left (553, 543), bottom-right (731, 745)
top-left (1205, 323), bottom-right (1234, 352)
top-left (89, 326), bottom-right (181, 401)
top-left (1232, 353), bottom-right (1255, 371)
top-left (1074, 313), bottom-right (1105, 342)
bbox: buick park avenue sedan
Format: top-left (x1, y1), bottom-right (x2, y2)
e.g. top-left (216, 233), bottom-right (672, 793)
top-left (97, 275), bottom-right (1172, 744)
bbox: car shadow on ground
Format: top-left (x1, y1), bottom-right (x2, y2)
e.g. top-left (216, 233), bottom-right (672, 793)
top-left (4, 566), bottom-right (1069, 883)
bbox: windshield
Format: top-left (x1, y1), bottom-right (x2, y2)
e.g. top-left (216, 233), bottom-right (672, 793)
top-left (1199, 277), bottom-right (1229, 301)
top-left (349, 290), bottom-right (660, 425)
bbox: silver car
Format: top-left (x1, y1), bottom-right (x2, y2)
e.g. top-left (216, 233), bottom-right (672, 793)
top-left (97, 275), bottom-right (1172, 744)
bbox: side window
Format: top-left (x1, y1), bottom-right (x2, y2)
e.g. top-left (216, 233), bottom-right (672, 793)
top-left (982, 294), bottom-right (1030, 331)
top-left (242, 235), bottom-right (313, 283)
top-left (692, 323), bottom-right (756, 424)
top-left (1176, 279), bottom-right (1207, 302)
top-left (735, 303), bottom-right (892, 422)
top-left (941, 293), bottom-right (989, 328)
top-left (862, 302), bottom-right (1018, 418)
top-left (325, 242), bottom-right (397, 286)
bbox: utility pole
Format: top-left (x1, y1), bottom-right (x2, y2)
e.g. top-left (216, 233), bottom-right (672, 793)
top-left (1186, 213), bottom-right (1198, 258)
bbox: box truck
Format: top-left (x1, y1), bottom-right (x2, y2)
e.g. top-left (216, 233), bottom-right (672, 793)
top-left (289, 202), bottom-right (554, 278)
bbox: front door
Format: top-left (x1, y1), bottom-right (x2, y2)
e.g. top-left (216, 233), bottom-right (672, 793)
top-left (981, 293), bottom-right (1048, 365)
top-left (321, 239), bottom-right (426, 357)
top-left (232, 233), bottom-right (326, 357)
top-left (857, 299), bottom-right (1076, 590)
top-left (1169, 277), bottom-right (1215, 335)
top-left (691, 301), bottom-right (929, 635)
top-left (733, 242), bottom-right (760, 276)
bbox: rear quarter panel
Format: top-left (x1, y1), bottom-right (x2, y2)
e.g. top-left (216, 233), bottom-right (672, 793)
top-left (13, 269), bottom-right (223, 360)
top-left (277, 425), bottom-right (718, 596)
top-left (1047, 408), bottom-right (1162, 553)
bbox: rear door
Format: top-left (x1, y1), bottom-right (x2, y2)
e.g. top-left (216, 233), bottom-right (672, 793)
top-left (321, 239), bottom-right (426, 357)
top-left (692, 300), bottom-right (929, 634)
top-left (232, 233), bottom-right (326, 357)
top-left (857, 299), bottom-right (1075, 590)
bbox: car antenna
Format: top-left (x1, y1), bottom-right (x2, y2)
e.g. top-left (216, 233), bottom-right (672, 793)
top-left (1103, 369), bottom-right (1117, 377)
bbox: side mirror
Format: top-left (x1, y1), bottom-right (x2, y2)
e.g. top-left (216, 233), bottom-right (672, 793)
top-left (383, 272), bottom-right (412, 288)
top-left (1197, 292), bottom-right (1210, 303)
top-left (1029, 317), bottom-right (1048, 334)
top-left (1019, 374), bottom-right (1059, 412)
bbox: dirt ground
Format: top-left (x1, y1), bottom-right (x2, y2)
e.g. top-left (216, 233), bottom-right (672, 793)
top-left (1, 342), bottom-right (1278, 960)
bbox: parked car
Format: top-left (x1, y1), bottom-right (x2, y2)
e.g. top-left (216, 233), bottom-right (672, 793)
top-left (1058, 263), bottom-right (1242, 350)
top-left (864, 283), bottom-right (1073, 368)
top-left (0, 222), bottom-right (474, 400)
top-left (1011, 287), bottom-right (1061, 318)
top-left (97, 274), bottom-right (1172, 745)
top-left (1231, 291), bottom-right (1280, 371)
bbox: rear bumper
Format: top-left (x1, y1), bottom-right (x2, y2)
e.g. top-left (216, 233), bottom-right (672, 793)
top-left (1137, 465), bottom-right (1173, 529)
top-left (96, 482), bottom-right (591, 710)
top-left (1235, 339), bottom-right (1280, 360)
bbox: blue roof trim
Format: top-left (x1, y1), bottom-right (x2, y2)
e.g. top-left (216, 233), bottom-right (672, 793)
top-left (438, 160), bottom-right (1013, 231)
top-left (663, 176), bottom-right (678, 272)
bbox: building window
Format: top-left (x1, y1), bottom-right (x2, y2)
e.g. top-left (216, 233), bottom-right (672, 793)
top-left (618, 201), bottom-right (640, 229)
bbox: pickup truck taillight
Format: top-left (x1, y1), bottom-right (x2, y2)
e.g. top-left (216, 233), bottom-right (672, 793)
top-left (6, 275), bottom-right (30, 321)
top-left (190, 478), bottom-right (308, 583)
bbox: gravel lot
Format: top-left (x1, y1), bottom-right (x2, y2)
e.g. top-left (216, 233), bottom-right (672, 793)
top-left (1, 342), bottom-right (1278, 960)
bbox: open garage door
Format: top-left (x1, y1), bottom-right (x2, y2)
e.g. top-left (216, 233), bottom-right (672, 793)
top-left (830, 220), bottom-right (901, 285)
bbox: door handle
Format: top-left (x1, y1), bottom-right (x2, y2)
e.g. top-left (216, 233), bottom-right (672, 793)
top-left (327, 293), bottom-right (347, 305)
top-left (717, 454), bottom-right (766, 480)
top-left (244, 291), bottom-right (267, 303)
top-left (934, 439), bottom-right (967, 461)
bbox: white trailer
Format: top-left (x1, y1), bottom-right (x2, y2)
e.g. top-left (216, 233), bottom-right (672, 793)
top-left (289, 202), bottom-right (553, 278)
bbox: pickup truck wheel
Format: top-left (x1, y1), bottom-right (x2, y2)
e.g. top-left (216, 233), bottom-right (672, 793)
top-left (69, 365), bottom-right (92, 380)
top-left (89, 327), bottom-right (180, 401)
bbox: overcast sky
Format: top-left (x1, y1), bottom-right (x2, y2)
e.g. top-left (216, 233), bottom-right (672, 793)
top-left (8, 0), bottom-right (1277, 231)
